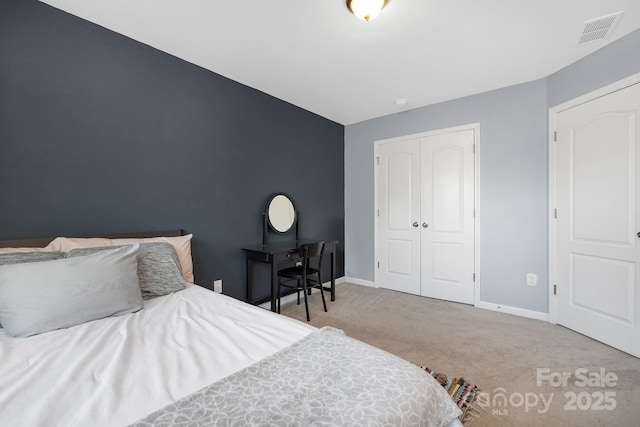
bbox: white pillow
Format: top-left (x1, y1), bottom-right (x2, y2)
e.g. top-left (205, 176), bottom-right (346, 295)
top-left (46, 234), bottom-right (194, 283)
top-left (0, 245), bottom-right (143, 338)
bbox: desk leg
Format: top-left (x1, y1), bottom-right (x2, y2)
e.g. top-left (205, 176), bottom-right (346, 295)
top-left (271, 257), bottom-right (278, 312)
top-left (331, 249), bottom-right (336, 301)
top-left (246, 257), bottom-right (252, 304)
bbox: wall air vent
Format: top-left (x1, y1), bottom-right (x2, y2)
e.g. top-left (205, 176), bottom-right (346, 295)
top-left (578, 11), bottom-right (624, 45)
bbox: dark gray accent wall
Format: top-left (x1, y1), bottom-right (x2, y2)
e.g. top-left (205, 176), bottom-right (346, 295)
top-left (0, 0), bottom-right (344, 300)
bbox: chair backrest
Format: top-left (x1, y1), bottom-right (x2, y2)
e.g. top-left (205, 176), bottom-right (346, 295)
top-left (299, 241), bottom-right (325, 272)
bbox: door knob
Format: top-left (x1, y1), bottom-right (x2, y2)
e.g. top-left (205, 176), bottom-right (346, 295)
top-left (637, 232), bottom-right (640, 238)
top-left (422, 223), bottom-right (429, 228)
top-left (413, 222), bottom-right (419, 227)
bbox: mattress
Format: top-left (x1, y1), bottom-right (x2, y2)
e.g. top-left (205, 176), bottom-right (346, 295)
top-left (0, 284), bottom-right (313, 426)
top-left (0, 284), bottom-right (462, 426)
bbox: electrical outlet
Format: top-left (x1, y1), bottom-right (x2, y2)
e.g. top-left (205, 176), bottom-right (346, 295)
top-left (213, 279), bottom-right (223, 293)
top-left (526, 273), bottom-right (538, 286)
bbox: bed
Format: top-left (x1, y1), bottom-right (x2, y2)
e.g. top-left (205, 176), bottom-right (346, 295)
top-left (0, 231), bottom-right (463, 427)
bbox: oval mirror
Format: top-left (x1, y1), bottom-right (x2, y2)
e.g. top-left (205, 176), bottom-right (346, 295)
top-left (267, 194), bottom-right (296, 233)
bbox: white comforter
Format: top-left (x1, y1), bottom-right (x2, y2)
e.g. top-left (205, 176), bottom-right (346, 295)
top-left (0, 285), bottom-right (314, 426)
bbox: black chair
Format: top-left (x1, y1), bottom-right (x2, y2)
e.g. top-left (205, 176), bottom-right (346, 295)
top-left (277, 241), bottom-right (327, 321)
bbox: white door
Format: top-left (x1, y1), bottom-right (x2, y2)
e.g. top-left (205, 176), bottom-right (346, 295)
top-left (375, 128), bottom-right (476, 303)
top-left (375, 138), bottom-right (421, 295)
top-left (555, 82), bottom-right (640, 357)
top-left (421, 130), bottom-right (475, 304)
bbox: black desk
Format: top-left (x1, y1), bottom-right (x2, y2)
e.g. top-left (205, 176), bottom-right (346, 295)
top-left (242, 240), bottom-right (338, 312)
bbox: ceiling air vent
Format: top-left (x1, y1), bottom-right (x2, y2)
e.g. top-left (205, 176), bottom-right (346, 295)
top-left (578, 11), bottom-right (624, 45)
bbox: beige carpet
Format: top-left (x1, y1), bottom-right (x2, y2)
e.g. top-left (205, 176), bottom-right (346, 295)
top-left (280, 283), bottom-right (640, 427)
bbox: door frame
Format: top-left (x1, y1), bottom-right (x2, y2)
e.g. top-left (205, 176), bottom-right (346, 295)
top-left (548, 71), bottom-right (640, 324)
top-left (374, 123), bottom-right (482, 305)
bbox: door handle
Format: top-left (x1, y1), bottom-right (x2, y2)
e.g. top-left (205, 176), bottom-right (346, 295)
top-left (412, 222), bottom-right (419, 227)
top-left (637, 232), bottom-right (640, 238)
top-left (422, 223), bottom-right (429, 228)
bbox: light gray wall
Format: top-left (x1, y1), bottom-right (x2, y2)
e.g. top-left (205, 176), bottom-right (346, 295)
top-left (344, 28), bottom-right (640, 314)
top-left (548, 28), bottom-right (640, 108)
top-left (345, 79), bottom-right (549, 312)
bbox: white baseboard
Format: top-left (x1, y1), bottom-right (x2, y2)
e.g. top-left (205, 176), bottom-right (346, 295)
top-left (475, 300), bottom-right (550, 322)
top-left (343, 276), bottom-right (377, 288)
top-left (264, 278), bottom-right (549, 322)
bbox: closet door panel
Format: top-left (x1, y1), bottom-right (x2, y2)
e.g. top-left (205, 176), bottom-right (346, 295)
top-left (375, 138), bottom-right (421, 295)
top-left (421, 130), bottom-right (475, 304)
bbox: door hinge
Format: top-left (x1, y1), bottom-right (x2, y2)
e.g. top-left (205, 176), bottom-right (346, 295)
top-left (473, 208), bottom-right (476, 218)
top-left (554, 131), bottom-right (557, 142)
top-left (472, 144), bottom-right (475, 154)
top-left (376, 156), bottom-right (380, 165)
top-left (473, 273), bottom-right (476, 282)
top-left (377, 209), bottom-right (380, 217)
top-left (554, 284), bottom-right (557, 295)
top-left (377, 261), bottom-right (380, 269)
top-left (554, 208), bottom-right (557, 219)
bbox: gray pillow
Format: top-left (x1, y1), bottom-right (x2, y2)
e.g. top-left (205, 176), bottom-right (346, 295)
top-left (0, 244), bottom-right (143, 338)
top-left (0, 252), bottom-right (64, 328)
top-left (0, 252), bottom-right (63, 265)
top-left (65, 242), bottom-right (186, 299)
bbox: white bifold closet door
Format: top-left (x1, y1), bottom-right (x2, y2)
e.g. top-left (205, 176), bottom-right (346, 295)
top-left (376, 128), bottom-right (475, 304)
top-left (555, 82), bottom-right (640, 357)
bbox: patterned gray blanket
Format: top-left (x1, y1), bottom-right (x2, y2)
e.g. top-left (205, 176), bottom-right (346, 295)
top-left (132, 328), bottom-right (461, 426)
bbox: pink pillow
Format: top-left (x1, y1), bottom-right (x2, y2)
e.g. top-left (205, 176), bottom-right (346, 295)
top-left (46, 234), bottom-right (194, 283)
top-left (0, 247), bottom-right (58, 254)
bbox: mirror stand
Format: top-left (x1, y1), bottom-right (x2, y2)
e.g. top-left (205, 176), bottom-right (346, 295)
top-left (262, 193), bottom-right (299, 245)
top-left (263, 211), bottom-right (299, 245)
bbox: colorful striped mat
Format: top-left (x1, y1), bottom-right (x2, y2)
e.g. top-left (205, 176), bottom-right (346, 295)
top-left (420, 367), bottom-right (480, 425)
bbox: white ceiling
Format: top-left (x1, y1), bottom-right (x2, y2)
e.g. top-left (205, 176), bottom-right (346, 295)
top-left (39, 0), bottom-right (640, 125)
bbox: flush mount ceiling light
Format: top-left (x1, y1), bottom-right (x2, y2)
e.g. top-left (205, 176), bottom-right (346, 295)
top-left (346, 0), bottom-right (388, 22)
